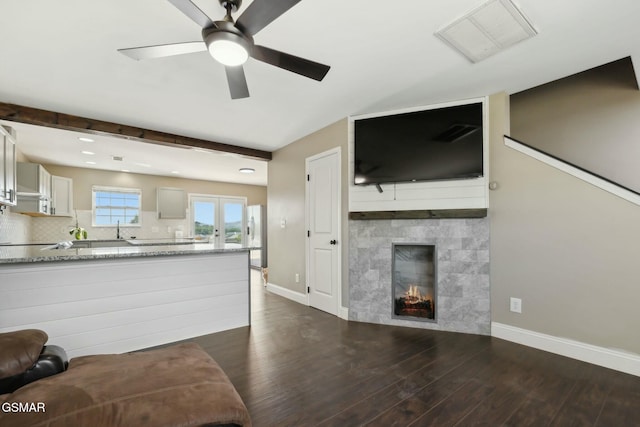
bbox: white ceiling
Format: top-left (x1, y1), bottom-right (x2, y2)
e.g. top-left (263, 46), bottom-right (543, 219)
top-left (2, 0), bottom-right (640, 185)
top-left (0, 121), bottom-right (268, 185)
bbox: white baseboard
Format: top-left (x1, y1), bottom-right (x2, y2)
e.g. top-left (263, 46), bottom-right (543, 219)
top-left (266, 282), bottom-right (309, 305)
top-left (265, 282), bottom-right (350, 320)
top-left (492, 322), bottom-right (640, 377)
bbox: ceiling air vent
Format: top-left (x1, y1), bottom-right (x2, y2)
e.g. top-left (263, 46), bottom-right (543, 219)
top-left (112, 156), bottom-right (124, 161)
top-left (435, 0), bottom-right (537, 63)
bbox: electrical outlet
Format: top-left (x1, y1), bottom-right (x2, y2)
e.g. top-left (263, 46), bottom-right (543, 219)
top-left (510, 297), bottom-right (522, 313)
top-left (295, 273), bottom-right (300, 283)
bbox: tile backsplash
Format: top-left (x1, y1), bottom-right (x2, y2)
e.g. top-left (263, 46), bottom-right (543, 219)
top-left (2, 209), bottom-right (191, 243)
top-left (0, 210), bottom-right (32, 243)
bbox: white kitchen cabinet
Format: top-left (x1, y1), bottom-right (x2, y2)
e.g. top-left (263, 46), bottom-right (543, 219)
top-left (157, 187), bottom-right (186, 219)
top-left (51, 175), bottom-right (73, 216)
top-left (0, 126), bottom-right (17, 206)
top-left (15, 162), bottom-right (52, 215)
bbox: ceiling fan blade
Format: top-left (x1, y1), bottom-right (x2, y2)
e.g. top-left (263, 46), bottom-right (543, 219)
top-left (167, 0), bottom-right (215, 28)
top-left (236, 0), bottom-right (302, 36)
top-left (118, 42), bottom-right (207, 60)
top-left (225, 66), bottom-right (250, 99)
top-left (252, 45), bottom-right (330, 81)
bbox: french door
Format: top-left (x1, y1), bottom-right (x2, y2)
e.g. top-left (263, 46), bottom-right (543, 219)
top-left (190, 195), bottom-right (246, 248)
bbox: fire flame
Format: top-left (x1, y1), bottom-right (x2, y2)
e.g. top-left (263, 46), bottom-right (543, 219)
top-left (403, 285), bottom-right (430, 304)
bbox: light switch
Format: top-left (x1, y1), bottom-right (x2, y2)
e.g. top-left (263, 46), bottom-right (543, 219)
top-left (280, 218), bottom-right (286, 229)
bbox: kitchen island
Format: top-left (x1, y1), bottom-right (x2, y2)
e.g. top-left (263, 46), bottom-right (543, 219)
top-left (0, 243), bottom-right (252, 357)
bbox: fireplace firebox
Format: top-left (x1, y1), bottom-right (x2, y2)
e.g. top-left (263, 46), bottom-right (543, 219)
top-left (392, 244), bottom-right (436, 322)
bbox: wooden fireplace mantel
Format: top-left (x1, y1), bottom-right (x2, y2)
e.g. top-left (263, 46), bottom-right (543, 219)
top-left (348, 209), bottom-right (487, 220)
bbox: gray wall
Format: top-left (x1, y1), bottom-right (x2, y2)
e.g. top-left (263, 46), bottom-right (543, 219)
top-left (267, 119), bottom-right (349, 305)
top-left (510, 57), bottom-right (640, 193)
top-left (490, 66), bottom-right (640, 355)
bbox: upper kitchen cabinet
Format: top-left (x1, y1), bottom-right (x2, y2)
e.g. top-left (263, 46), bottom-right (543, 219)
top-left (14, 162), bottom-right (52, 215)
top-left (51, 175), bottom-right (73, 216)
top-left (157, 187), bottom-right (186, 219)
top-left (0, 125), bottom-right (17, 207)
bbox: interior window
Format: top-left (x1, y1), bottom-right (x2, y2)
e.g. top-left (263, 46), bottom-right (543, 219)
top-left (92, 186), bottom-right (141, 226)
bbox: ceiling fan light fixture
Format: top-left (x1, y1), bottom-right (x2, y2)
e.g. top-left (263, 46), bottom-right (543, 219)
top-left (204, 24), bottom-right (252, 67)
top-left (209, 39), bottom-right (249, 66)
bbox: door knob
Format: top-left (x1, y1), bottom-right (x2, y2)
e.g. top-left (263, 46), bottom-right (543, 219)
top-left (330, 239), bottom-right (337, 245)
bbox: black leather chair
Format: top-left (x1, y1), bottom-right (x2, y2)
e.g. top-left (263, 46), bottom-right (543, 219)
top-left (0, 329), bottom-right (68, 394)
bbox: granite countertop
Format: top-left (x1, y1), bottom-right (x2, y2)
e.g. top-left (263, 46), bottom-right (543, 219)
top-left (0, 238), bottom-right (203, 247)
top-left (0, 243), bottom-right (254, 264)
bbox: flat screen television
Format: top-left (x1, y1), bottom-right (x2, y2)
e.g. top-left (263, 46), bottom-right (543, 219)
top-left (353, 102), bottom-right (484, 186)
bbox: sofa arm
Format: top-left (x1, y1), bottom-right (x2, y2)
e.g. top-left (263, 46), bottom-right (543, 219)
top-left (0, 329), bottom-right (48, 379)
top-left (0, 345), bottom-right (68, 394)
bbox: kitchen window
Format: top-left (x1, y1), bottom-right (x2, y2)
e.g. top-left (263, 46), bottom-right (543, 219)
top-left (92, 186), bottom-right (141, 226)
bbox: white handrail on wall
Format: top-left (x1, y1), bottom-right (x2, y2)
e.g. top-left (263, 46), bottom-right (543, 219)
top-left (504, 135), bottom-right (640, 207)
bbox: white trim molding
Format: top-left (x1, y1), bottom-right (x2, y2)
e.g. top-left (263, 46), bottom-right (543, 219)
top-left (504, 136), bottom-right (640, 206)
top-left (265, 282), bottom-right (309, 306)
top-left (265, 282), bottom-right (350, 320)
top-left (492, 322), bottom-right (640, 377)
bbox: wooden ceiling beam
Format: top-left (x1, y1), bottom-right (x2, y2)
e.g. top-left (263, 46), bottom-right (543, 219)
top-left (0, 102), bottom-right (272, 161)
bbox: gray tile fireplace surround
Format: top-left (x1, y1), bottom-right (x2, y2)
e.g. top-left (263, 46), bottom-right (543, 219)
top-left (349, 217), bottom-right (490, 335)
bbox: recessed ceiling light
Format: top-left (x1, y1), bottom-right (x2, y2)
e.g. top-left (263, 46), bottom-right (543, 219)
top-left (85, 161), bottom-right (97, 165)
top-left (121, 169), bottom-right (130, 173)
top-left (171, 171), bottom-right (180, 174)
top-left (78, 137), bottom-right (94, 142)
top-left (239, 168), bottom-right (255, 174)
top-left (81, 150), bottom-right (95, 155)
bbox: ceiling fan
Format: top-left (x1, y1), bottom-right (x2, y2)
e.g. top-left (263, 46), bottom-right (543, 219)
top-left (118, 0), bottom-right (330, 99)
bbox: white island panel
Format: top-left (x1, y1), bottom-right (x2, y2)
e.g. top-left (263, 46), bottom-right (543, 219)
top-left (0, 251), bottom-right (250, 357)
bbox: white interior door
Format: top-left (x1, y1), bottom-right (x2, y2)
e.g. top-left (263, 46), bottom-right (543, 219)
top-left (306, 148), bottom-right (341, 316)
top-left (190, 195), bottom-right (246, 248)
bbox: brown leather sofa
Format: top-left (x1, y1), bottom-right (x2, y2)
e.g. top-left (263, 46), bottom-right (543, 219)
top-left (0, 330), bottom-right (251, 427)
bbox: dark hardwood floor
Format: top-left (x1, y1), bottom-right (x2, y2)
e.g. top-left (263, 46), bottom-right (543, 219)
top-left (182, 271), bottom-right (640, 426)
